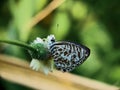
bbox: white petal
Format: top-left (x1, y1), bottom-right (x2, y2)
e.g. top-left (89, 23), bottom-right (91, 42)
top-left (34, 37), bottom-right (44, 44)
top-left (30, 59), bottom-right (40, 71)
top-left (43, 67), bottom-right (49, 75)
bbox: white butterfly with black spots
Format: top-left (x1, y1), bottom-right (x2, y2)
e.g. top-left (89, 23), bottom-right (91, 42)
top-left (47, 35), bottom-right (90, 72)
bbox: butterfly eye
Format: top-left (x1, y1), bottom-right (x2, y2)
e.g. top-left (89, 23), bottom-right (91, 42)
top-left (51, 39), bottom-right (55, 43)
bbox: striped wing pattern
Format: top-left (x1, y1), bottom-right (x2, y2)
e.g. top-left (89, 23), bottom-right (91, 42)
top-left (50, 41), bottom-right (90, 72)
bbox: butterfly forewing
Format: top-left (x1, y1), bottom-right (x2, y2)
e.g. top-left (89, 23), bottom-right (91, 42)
top-left (50, 41), bottom-right (90, 72)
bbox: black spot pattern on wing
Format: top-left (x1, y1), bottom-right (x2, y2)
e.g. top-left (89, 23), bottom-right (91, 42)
top-left (50, 41), bottom-right (90, 72)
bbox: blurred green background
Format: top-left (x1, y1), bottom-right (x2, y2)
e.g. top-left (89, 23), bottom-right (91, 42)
top-left (0, 0), bottom-right (120, 89)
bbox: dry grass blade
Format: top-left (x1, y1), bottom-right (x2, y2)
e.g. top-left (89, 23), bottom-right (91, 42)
top-left (0, 54), bottom-right (119, 90)
top-left (24, 0), bottom-right (65, 31)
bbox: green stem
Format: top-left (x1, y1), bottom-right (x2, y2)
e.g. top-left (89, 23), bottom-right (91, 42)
top-left (0, 40), bottom-right (36, 52)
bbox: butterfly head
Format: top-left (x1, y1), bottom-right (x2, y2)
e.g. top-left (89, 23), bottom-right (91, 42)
top-left (46, 35), bottom-right (55, 48)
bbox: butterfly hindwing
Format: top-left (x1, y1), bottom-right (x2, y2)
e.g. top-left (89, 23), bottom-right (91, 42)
top-left (49, 41), bottom-right (90, 72)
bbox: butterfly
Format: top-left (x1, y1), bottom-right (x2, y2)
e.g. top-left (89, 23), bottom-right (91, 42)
top-left (47, 35), bottom-right (90, 72)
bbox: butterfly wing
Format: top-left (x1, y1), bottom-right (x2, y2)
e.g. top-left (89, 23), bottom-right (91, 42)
top-left (50, 41), bottom-right (90, 72)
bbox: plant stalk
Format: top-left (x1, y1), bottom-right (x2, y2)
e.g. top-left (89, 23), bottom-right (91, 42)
top-left (0, 40), bottom-right (36, 52)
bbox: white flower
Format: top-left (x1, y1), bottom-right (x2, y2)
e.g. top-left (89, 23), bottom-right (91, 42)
top-left (33, 37), bottom-right (44, 44)
top-left (29, 35), bottom-right (55, 74)
top-left (30, 59), bottom-right (53, 75)
top-left (33, 35), bottom-right (55, 49)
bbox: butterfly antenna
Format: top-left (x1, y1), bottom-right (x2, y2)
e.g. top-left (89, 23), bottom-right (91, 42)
top-left (57, 24), bottom-right (59, 31)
